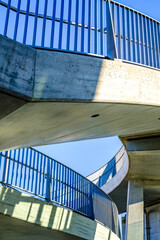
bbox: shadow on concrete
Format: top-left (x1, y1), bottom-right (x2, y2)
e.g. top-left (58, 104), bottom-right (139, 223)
top-left (0, 185), bottom-right (118, 240)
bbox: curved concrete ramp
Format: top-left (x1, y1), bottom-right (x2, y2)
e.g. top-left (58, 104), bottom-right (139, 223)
top-left (0, 185), bottom-right (119, 240)
top-left (88, 147), bottom-right (129, 194)
top-left (0, 35), bottom-right (160, 150)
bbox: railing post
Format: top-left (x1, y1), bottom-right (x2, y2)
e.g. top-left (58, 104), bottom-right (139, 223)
top-left (45, 157), bottom-right (51, 202)
top-left (2, 151), bottom-right (9, 183)
top-left (106, 0), bottom-right (117, 59)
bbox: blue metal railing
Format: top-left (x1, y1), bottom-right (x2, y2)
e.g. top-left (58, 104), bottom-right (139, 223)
top-left (0, 147), bottom-right (119, 235)
top-left (0, 0), bottom-right (159, 68)
top-left (88, 146), bottom-right (126, 187)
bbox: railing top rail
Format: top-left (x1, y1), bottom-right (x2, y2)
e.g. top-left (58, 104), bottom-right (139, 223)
top-left (0, 0), bottom-right (159, 24)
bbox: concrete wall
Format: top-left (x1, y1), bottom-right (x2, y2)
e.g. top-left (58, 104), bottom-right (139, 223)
top-left (146, 204), bottom-right (160, 240)
top-left (0, 185), bottom-right (120, 240)
top-left (0, 34), bottom-right (160, 105)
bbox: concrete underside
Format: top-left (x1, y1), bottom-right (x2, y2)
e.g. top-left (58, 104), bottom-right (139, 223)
top-left (1, 93), bottom-right (160, 151)
top-left (0, 34), bottom-right (160, 151)
top-left (0, 214), bottom-right (83, 240)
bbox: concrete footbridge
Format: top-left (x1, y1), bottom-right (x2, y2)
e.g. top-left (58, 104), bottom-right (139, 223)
top-left (0, 0), bottom-right (160, 239)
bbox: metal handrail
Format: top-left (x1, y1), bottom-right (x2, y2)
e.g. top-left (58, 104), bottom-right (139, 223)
top-left (0, 0), bottom-right (159, 68)
top-left (0, 147), bottom-right (119, 235)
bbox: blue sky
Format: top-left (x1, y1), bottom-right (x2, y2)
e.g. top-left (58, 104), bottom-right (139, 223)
top-left (35, 0), bottom-right (160, 176)
top-left (115, 0), bottom-right (160, 21)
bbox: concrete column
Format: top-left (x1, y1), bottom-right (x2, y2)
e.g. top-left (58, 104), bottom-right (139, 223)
top-left (125, 180), bottom-right (144, 240)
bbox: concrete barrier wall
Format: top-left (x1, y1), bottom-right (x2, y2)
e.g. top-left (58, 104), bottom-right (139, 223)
top-left (0, 185), bottom-right (120, 240)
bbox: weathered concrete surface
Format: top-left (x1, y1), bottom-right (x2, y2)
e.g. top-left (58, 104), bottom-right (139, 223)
top-left (110, 144), bottom-right (160, 213)
top-left (125, 181), bottom-right (144, 240)
top-left (1, 34), bottom-right (160, 105)
top-left (146, 204), bottom-right (160, 240)
top-left (0, 35), bottom-right (160, 150)
top-left (0, 185), bottom-right (120, 240)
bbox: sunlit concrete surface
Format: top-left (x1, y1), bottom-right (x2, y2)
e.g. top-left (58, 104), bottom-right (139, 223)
top-left (0, 185), bottom-right (120, 240)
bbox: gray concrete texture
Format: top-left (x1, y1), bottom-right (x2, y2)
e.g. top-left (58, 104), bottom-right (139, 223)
top-left (0, 35), bottom-right (160, 150)
top-left (0, 185), bottom-right (120, 240)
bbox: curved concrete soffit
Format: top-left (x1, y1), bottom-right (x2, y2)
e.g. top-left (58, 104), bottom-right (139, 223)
top-left (87, 146), bottom-right (129, 194)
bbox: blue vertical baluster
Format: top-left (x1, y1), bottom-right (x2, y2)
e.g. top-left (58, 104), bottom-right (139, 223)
top-left (155, 22), bottom-right (160, 68)
top-left (11, 149), bottom-right (16, 185)
top-left (50, 0), bottom-right (57, 48)
top-left (4, 0), bottom-right (11, 36)
top-left (2, 151), bottom-right (8, 183)
top-left (19, 148), bottom-right (25, 188)
top-left (144, 16), bottom-right (149, 66)
top-left (33, 151), bottom-right (38, 194)
top-left (88, 0), bottom-right (91, 53)
top-left (24, 148), bottom-right (28, 189)
top-left (71, 170), bottom-right (73, 209)
top-left (73, 172), bottom-right (75, 210)
top-left (14, 0), bottom-right (21, 40)
top-left (76, 173), bottom-right (78, 211)
top-left (100, 0), bottom-right (103, 55)
top-left (66, 0), bottom-right (72, 50)
top-left (50, 159), bottom-right (53, 200)
top-left (147, 18), bottom-right (152, 66)
top-left (117, 5), bottom-right (121, 59)
top-left (83, 178), bottom-right (85, 214)
top-left (0, 153), bottom-right (2, 181)
top-left (89, 183), bottom-right (92, 218)
top-left (69, 169), bottom-right (72, 208)
top-left (58, 0), bottom-right (64, 49)
top-left (32, 0), bottom-right (39, 46)
top-left (75, 173), bottom-right (77, 210)
top-left (51, 160), bottom-right (55, 201)
top-left (123, 7), bottom-right (126, 60)
top-left (6, 150), bottom-right (11, 184)
top-left (150, 20), bottom-right (156, 68)
top-left (153, 21), bottom-right (158, 68)
top-left (61, 165), bottom-right (64, 204)
top-left (58, 164), bottom-right (61, 204)
top-left (132, 11), bottom-right (136, 63)
top-left (127, 9), bottom-right (131, 61)
top-left (64, 166), bottom-right (67, 205)
top-left (74, 0), bottom-right (79, 52)
top-left (38, 153), bottom-right (43, 195)
top-left (145, 17), bottom-right (152, 66)
top-left (42, 155), bottom-right (46, 197)
top-left (23, 0), bottom-right (30, 44)
top-left (140, 15), bottom-right (145, 64)
top-left (158, 24), bottom-right (160, 67)
top-left (94, 0), bottom-right (97, 54)
top-left (41, 0), bottom-right (48, 47)
top-left (55, 162), bottom-right (58, 202)
top-left (81, 0), bottom-right (85, 52)
top-left (15, 149), bottom-right (21, 186)
top-left (31, 150), bottom-right (36, 193)
top-left (66, 168), bottom-right (69, 206)
top-left (35, 152), bottom-right (40, 195)
top-left (46, 157), bottom-right (51, 201)
top-left (27, 148), bottom-right (32, 191)
top-left (136, 13), bottom-right (140, 63)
